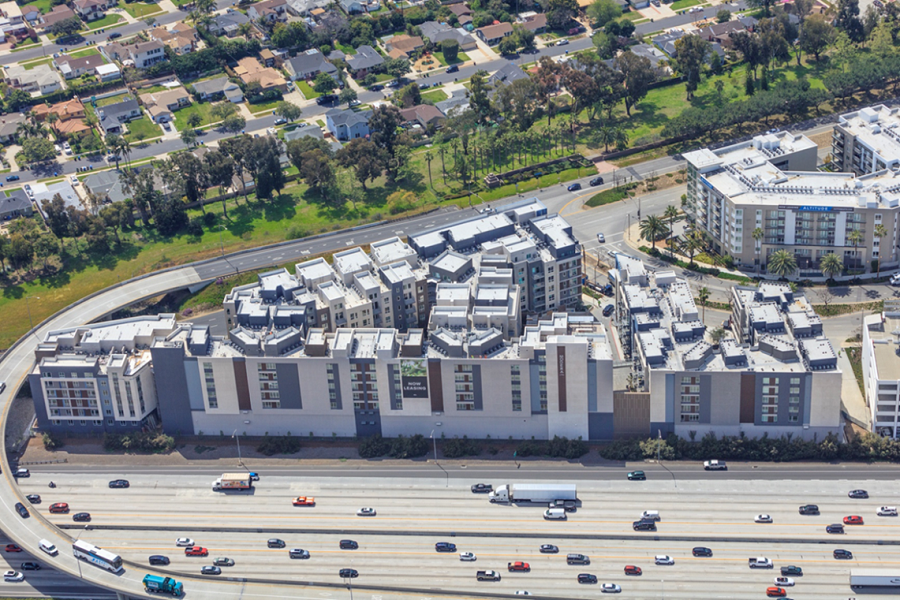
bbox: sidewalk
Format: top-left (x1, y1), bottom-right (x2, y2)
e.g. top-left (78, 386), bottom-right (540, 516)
top-left (837, 348), bottom-right (870, 430)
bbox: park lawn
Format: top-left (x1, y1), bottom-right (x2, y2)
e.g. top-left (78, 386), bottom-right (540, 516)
top-left (421, 89), bottom-right (448, 104)
top-left (296, 80), bottom-right (320, 99)
top-left (85, 13), bottom-right (123, 30)
top-left (172, 102), bottom-right (218, 131)
top-left (670, 0), bottom-right (704, 9)
top-left (432, 50), bottom-right (470, 66)
top-left (123, 2), bottom-right (163, 18)
top-left (248, 99), bottom-right (282, 114)
top-left (68, 47), bottom-right (101, 58)
top-left (124, 117), bottom-right (161, 143)
top-left (21, 57), bottom-right (52, 69)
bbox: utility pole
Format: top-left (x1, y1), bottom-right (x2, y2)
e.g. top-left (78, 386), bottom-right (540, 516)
top-left (232, 430), bottom-right (242, 466)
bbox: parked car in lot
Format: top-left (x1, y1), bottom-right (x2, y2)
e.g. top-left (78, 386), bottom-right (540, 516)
top-left (597, 232), bottom-right (605, 243)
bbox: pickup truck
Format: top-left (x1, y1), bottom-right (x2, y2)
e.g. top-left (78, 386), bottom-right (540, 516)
top-left (508, 562), bottom-right (530, 572)
top-left (704, 460), bottom-right (727, 470)
top-left (477, 570), bottom-right (501, 581)
top-left (749, 557), bottom-right (774, 569)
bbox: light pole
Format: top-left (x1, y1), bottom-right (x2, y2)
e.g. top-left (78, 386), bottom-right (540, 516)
top-left (232, 429), bottom-right (242, 466)
top-left (430, 429), bottom-right (437, 462)
top-left (26, 296), bottom-right (40, 340)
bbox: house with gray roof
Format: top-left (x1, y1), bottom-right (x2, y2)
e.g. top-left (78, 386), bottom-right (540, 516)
top-left (98, 97), bottom-right (142, 135)
top-left (436, 88), bottom-right (469, 117)
top-left (286, 0), bottom-right (331, 15)
top-left (419, 21), bottom-right (477, 51)
top-left (487, 62), bottom-right (528, 88)
top-left (0, 112), bottom-right (26, 143)
top-left (191, 75), bottom-right (243, 102)
top-left (208, 11), bottom-right (252, 36)
top-left (0, 189), bottom-right (33, 220)
top-left (284, 124), bottom-right (343, 153)
top-left (284, 48), bottom-right (339, 81)
top-left (84, 169), bottom-right (128, 204)
top-left (345, 45), bottom-right (383, 78)
top-left (325, 108), bottom-right (371, 141)
top-left (652, 29), bottom-right (686, 58)
top-left (630, 43), bottom-right (669, 73)
top-left (340, 0), bottom-right (364, 13)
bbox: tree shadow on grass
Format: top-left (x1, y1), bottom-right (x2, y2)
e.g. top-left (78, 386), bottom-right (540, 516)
top-left (260, 193), bottom-right (297, 223)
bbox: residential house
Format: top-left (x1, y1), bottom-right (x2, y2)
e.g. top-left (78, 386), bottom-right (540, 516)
top-left (73, 0), bottom-right (112, 21)
top-left (0, 112), bottom-right (25, 143)
top-left (139, 86), bottom-right (191, 123)
top-left (284, 124), bottom-right (343, 152)
top-left (37, 5), bottom-right (78, 33)
top-left (53, 53), bottom-right (106, 79)
top-left (286, 0), bottom-right (331, 16)
top-left (98, 97), bottom-right (142, 135)
top-left (129, 40), bottom-right (166, 69)
top-left (84, 169), bottom-right (128, 204)
top-left (420, 21), bottom-right (477, 51)
top-left (737, 15), bottom-right (758, 30)
top-left (19, 5), bottom-right (41, 23)
top-left (399, 104), bottom-right (444, 129)
top-left (100, 41), bottom-right (128, 62)
top-left (652, 29), bottom-right (686, 57)
top-left (260, 48), bottom-right (278, 67)
top-left (0, 1), bottom-right (24, 24)
top-left (476, 22), bottom-right (513, 46)
top-left (4, 64), bottom-right (62, 95)
top-left (340, 0), bottom-right (364, 13)
top-left (487, 62), bottom-right (528, 89)
top-left (150, 25), bottom-right (198, 55)
top-left (54, 117), bottom-right (93, 140)
top-left (0, 190), bottom-right (33, 220)
top-left (345, 45), bottom-right (383, 78)
top-left (234, 56), bottom-right (288, 92)
top-left (33, 98), bottom-right (85, 122)
top-left (435, 88), bottom-right (469, 116)
top-left (386, 34), bottom-right (424, 58)
top-left (311, 9), bottom-right (348, 37)
top-left (695, 20), bottom-right (746, 47)
top-left (284, 48), bottom-right (338, 81)
top-left (247, 0), bottom-right (288, 22)
top-left (325, 108), bottom-right (370, 141)
top-left (447, 4), bottom-right (471, 18)
top-left (630, 43), bottom-right (669, 73)
top-left (191, 75), bottom-right (243, 102)
top-left (95, 63), bottom-right (121, 81)
top-left (33, 181), bottom-right (81, 215)
top-left (519, 13), bottom-right (546, 34)
top-left (208, 11), bottom-right (251, 37)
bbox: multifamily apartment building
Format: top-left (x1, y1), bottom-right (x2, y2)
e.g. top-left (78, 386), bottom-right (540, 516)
top-left (862, 299), bottom-right (900, 438)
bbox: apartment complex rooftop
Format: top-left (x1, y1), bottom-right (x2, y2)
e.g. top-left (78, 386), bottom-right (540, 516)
top-left (837, 105), bottom-right (900, 169)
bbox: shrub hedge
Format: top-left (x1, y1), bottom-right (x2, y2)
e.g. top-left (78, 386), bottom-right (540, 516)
top-left (256, 436), bottom-right (301, 456)
top-left (103, 431), bottom-right (175, 453)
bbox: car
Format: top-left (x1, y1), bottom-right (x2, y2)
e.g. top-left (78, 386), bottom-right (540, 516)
top-left (590, 176), bottom-right (605, 186)
top-left (339, 540), bottom-right (358, 550)
top-left (878, 506), bottom-right (898, 516)
top-left (149, 555), bottom-right (170, 566)
top-left (3, 571), bottom-right (23, 582)
top-left (459, 552), bottom-right (476, 561)
top-left (508, 562), bottom-right (530, 572)
top-left (567, 183), bottom-right (581, 192)
top-left (49, 503), bottom-right (69, 513)
top-left (20, 562), bottom-right (40, 571)
top-left (289, 548), bottom-right (310, 559)
top-left (624, 565), bottom-right (642, 576)
top-left (5, 545), bottom-right (22, 553)
top-left (692, 547), bottom-right (713, 557)
top-left (5, 175), bottom-right (19, 182)
top-left (703, 460), bottom-right (727, 470)
top-left (471, 483), bottom-right (492, 493)
top-left (25, 494), bottom-right (40, 504)
top-left (515, 592), bottom-right (531, 596)
top-left (844, 515), bottom-right (864, 525)
top-left (826, 524), bottom-right (844, 534)
top-left (213, 557), bottom-right (234, 567)
top-left (176, 538), bottom-right (195, 547)
top-left (162, 122), bottom-right (171, 131)
top-left (185, 547), bottom-right (208, 556)
top-left (602, 304), bottom-right (615, 317)
top-left (201, 566), bottom-right (221, 575)
top-left (774, 577), bottom-right (795, 586)
top-left (799, 504), bottom-right (819, 515)
top-left (435, 542), bottom-right (457, 552)
top-left (767, 127), bottom-right (781, 134)
top-left (633, 520), bottom-right (655, 531)
top-left (316, 95), bottom-right (336, 105)
top-left (339, 568), bottom-right (358, 578)
top-left (556, 39), bottom-right (569, 46)
top-left (597, 233), bottom-right (606, 243)
top-left (14, 503), bottom-right (29, 519)
top-left (108, 32), bottom-right (121, 39)
top-left (577, 573), bottom-right (597, 584)
top-left (446, 65), bottom-right (459, 73)
top-left (833, 549), bottom-right (853, 559)
top-left (781, 566), bottom-right (802, 576)
top-left (357, 507), bottom-right (376, 516)
top-left (369, 84), bottom-right (384, 91)
top-left (23, 184), bottom-right (32, 197)
top-left (755, 514), bottom-right (773, 523)
top-left (654, 555), bottom-right (674, 565)
top-left (293, 496), bottom-right (316, 506)
top-left (766, 587), bottom-right (786, 598)
top-left (72, 512), bottom-right (91, 522)
top-left (267, 539), bottom-right (285, 548)
top-left (349, 100), bottom-right (361, 107)
top-left (109, 480), bottom-right (129, 488)
top-left (14, 468), bottom-right (29, 478)
top-left (891, 273), bottom-right (900, 286)
top-left (539, 544), bottom-right (559, 553)
top-left (849, 489), bottom-right (868, 499)
top-left (601, 583), bottom-right (621, 593)
top-left (274, 117), bottom-right (287, 125)
top-left (70, 175), bottom-right (79, 185)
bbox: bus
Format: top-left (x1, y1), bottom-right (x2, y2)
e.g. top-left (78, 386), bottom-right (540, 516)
top-left (72, 540), bottom-right (124, 573)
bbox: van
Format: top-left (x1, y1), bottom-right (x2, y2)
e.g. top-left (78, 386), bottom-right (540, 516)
top-left (543, 508), bottom-right (567, 520)
top-left (566, 553), bottom-right (590, 565)
top-left (633, 520), bottom-right (656, 531)
top-left (641, 510), bottom-right (660, 521)
top-left (878, 506), bottom-right (898, 516)
top-left (39, 540), bottom-right (58, 556)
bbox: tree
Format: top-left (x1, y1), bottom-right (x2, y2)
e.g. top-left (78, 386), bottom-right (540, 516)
top-left (615, 51), bottom-right (656, 116)
top-left (663, 205), bottom-right (679, 239)
top-left (697, 287), bottom-right (710, 322)
top-left (869, 20), bottom-right (895, 57)
top-left (709, 327), bottom-right (727, 345)
top-left (752, 227), bottom-right (764, 275)
top-left (848, 228), bottom-right (864, 266)
top-left (874, 224), bottom-right (889, 274)
top-left (275, 100), bottom-right (302, 122)
top-left (180, 127), bottom-right (198, 148)
top-left (220, 135), bottom-right (253, 204)
top-left (313, 72), bottom-right (337, 95)
top-left (50, 16), bottom-right (82, 38)
top-left (172, 152), bottom-right (206, 206)
top-left (767, 249), bottom-right (797, 278)
top-left (498, 35), bottom-right (518, 56)
top-left (203, 150), bottom-right (235, 218)
top-left (681, 230), bottom-right (704, 264)
top-left (791, 0), bottom-right (814, 21)
top-left (211, 102), bottom-right (238, 122)
top-left (598, 125), bottom-right (627, 152)
top-left (186, 112), bottom-right (203, 130)
top-left (41, 195), bottom-right (70, 246)
top-left (398, 82), bottom-right (421, 108)
top-left (223, 114), bottom-right (246, 134)
top-left (441, 38), bottom-right (459, 63)
top-left (746, 0), bottom-right (774, 16)
top-left (587, 0), bottom-right (622, 27)
top-left (299, 149), bottom-right (335, 196)
top-left (271, 21), bottom-right (309, 49)
top-left (384, 57), bottom-right (411, 82)
top-left (542, 0), bottom-right (578, 30)
top-left (6, 234), bottom-right (33, 272)
top-left (368, 105), bottom-right (405, 180)
top-left (467, 70), bottom-right (494, 124)
top-left (835, 0), bottom-right (864, 42)
top-left (424, 150), bottom-right (434, 190)
top-left (105, 134), bottom-right (130, 170)
top-left (639, 214), bottom-right (667, 250)
top-left (338, 87), bottom-right (357, 106)
top-left (5, 89), bottom-right (31, 113)
top-left (336, 138), bottom-right (384, 190)
top-left (673, 35), bottom-right (711, 100)
top-left (819, 252), bottom-right (844, 280)
top-left (716, 9), bottom-right (731, 23)
top-left (33, 233), bottom-right (58, 268)
top-left (22, 137), bottom-right (56, 163)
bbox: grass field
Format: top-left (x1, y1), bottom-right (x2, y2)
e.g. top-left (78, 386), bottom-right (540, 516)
top-left (248, 99), bottom-right (282, 114)
top-left (296, 80), bottom-right (320, 99)
top-left (432, 50), bottom-right (470, 66)
top-left (94, 94), bottom-right (129, 108)
top-left (123, 2), bottom-right (163, 18)
top-left (68, 47), bottom-right (101, 58)
top-left (670, 0), bottom-right (704, 9)
top-left (421, 89), bottom-right (449, 104)
top-left (334, 42), bottom-right (357, 55)
top-left (10, 39), bottom-right (40, 52)
top-left (85, 13), bottom-right (124, 30)
top-left (21, 57), bottom-right (52, 70)
top-left (124, 117), bottom-right (161, 143)
top-left (172, 102), bottom-right (218, 131)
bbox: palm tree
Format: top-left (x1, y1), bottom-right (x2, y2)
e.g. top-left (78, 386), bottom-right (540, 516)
top-left (46, 113), bottom-right (59, 137)
top-left (873, 224), bottom-right (888, 275)
top-left (663, 205), bottom-right (678, 241)
top-left (237, 22), bottom-right (253, 38)
top-left (697, 286), bottom-right (710, 323)
top-left (819, 252), bottom-right (844, 281)
top-left (437, 144), bottom-right (447, 186)
top-left (709, 326), bottom-right (727, 346)
top-left (848, 228), bottom-right (864, 270)
top-left (767, 249), bottom-right (798, 279)
top-left (681, 230), bottom-right (704, 265)
top-left (424, 150), bottom-right (434, 190)
top-left (598, 125), bottom-right (628, 153)
top-left (639, 215), bottom-right (667, 250)
top-left (751, 227), bottom-right (764, 275)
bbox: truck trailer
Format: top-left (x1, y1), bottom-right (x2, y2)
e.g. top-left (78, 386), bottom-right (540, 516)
top-left (212, 473), bottom-right (252, 491)
top-left (489, 484), bottom-right (577, 504)
top-left (143, 574), bottom-right (183, 596)
top-left (850, 569), bottom-right (900, 589)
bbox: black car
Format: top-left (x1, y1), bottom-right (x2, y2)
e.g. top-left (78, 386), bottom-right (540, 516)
top-left (692, 547), bottom-right (713, 557)
top-left (633, 520), bottom-right (656, 531)
top-left (25, 495), bottom-right (40, 504)
top-left (848, 489), bottom-right (868, 499)
top-left (577, 574), bottom-right (598, 584)
top-left (602, 304), bottom-right (615, 317)
top-left (627, 471), bottom-right (646, 481)
top-left (567, 183), bottom-right (582, 192)
top-left (316, 95), bottom-right (337, 105)
top-left (826, 523), bottom-right (844, 534)
top-left (446, 65), bottom-right (459, 73)
top-left (339, 568), bottom-right (359, 578)
top-left (20, 562), bottom-right (40, 571)
top-left (72, 512), bottom-right (91, 522)
top-left (5, 175), bottom-right (19, 182)
top-left (108, 480), bottom-right (129, 488)
top-left (213, 557), bottom-right (235, 567)
top-left (369, 84), bottom-right (384, 91)
top-left (799, 504), bottom-right (819, 515)
top-left (833, 549), bottom-right (853, 559)
top-left (201, 566), bottom-right (221, 575)
top-left (781, 566), bottom-right (802, 576)
top-left (471, 483), bottom-right (492, 493)
top-left (149, 555), bottom-right (170, 566)
top-left (108, 32), bottom-right (121, 39)
top-left (589, 176), bottom-right (605, 186)
top-left (14, 503), bottom-right (29, 519)
top-left (435, 542), bottom-right (457, 552)
top-left (267, 539), bottom-right (285, 548)
top-left (539, 544), bottom-right (559, 553)
top-left (339, 540), bottom-right (358, 550)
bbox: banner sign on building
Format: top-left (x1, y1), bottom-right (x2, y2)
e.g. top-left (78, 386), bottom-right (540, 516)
top-left (400, 359), bottom-right (429, 398)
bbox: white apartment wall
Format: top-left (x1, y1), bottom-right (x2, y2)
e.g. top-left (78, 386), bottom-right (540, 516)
top-left (201, 358), bottom-right (241, 414)
top-left (545, 339), bottom-right (590, 440)
top-left (707, 371), bottom-right (741, 426)
top-left (808, 371), bottom-right (843, 428)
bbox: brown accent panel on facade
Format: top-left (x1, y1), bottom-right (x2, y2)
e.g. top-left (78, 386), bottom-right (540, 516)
top-left (613, 391), bottom-right (650, 438)
top-left (739, 373), bottom-right (755, 423)
top-left (556, 347), bottom-right (567, 412)
top-left (428, 360), bottom-right (443, 412)
top-left (233, 360), bottom-right (252, 411)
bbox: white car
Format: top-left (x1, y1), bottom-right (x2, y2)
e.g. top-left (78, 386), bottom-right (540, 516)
top-left (556, 39), bottom-right (569, 46)
top-left (597, 233), bottom-right (605, 243)
top-left (459, 552), bottom-right (476, 561)
top-left (601, 583), bottom-right (621, 593)
top-left (890, 273), bottom-right (900, 286)
top-left (515, 592), bottom-right (531, 596)
top-left (266, 127), bottom-right (276, 136)
top-left (175, 538), bottom-right (195, 547)
top-left (755, 514), bottom-right (773, 523)
top-left (878, 506), bottom-right (898, 516)
top-left (654, 555), bottom-right (674, 565)
top-left (3, 570), bottom-right (24, 582)
top-left (356, 507), bottom-right (376, 517)
top-left (70, 175), bottom-right (79, 186)
top-left (774, 577), bottom-right (795, 587)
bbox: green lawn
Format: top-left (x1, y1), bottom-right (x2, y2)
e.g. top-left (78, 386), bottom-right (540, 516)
top-left (123, 2), bottom-right (163, 18)
top-left (334, 42), bottom-right (357, 55)
top-left (172, 102), bottom-right (218, 131)
top-left (248, 98), bottom-right (282, 114)
top-left (68, 47), bottom-right (101, 59)
top-left (21, 57), bottom-right (52, 69)
top-left (95, 94), bottom-right (129, 107)
top-left (85, 13), bottom-right (123, 30)
top-left (432, 50), bottom-right (470, 66)
top-left (671, 0), bottom-right (704, 8)
top-left (10, 39), bottom-right (40, 51)
top-left (421, 89), bottom-right (448, 104)
top-left (124, 117), bottom-right (161, 143)
top-left (24, 0), bottom-right (54, 13)
top-left (172, 0), bottom-right (195, 6)
top-left (296, 80), bottom-right (320, 99)
top-left (621, 10), bottom-right (644, 21)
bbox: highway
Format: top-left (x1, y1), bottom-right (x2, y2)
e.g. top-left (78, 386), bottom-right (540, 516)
top-left (0, 542), bottom-right (112, 599)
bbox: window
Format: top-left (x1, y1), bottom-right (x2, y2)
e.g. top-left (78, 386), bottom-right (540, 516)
top-left (511, 365), bottom-right (522, 412)
top-left (203, 363), bottom-right (218, 409)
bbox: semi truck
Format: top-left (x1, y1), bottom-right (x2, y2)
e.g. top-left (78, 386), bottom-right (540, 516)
top-left (143, 574), bottom-right (183, 596)
top-left (489, 484), bottom-right (577, 504)
top-left (212, 473), bottom-right (252, 491)
top-left (850, 569), bottom-right (900, 589)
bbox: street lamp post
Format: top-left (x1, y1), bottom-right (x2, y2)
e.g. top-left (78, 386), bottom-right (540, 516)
top-left (232, 429), bottom-right (242, 466)
top-left (430, 429), bottom-right (437, 462)
top-left (26, 296), bottom-right (40, 340)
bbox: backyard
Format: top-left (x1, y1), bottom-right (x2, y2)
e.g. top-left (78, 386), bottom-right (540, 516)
top-left (172, 102), bottom-right (218, 131)
top-left (123, 117), bottom-right (162, 143)
top-left (296, 80), bottom-right (320, 99)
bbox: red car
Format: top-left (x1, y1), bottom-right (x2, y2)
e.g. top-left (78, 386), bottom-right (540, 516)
top-left (4, 544), bottom-right (21, 553)
top-left (508, 561), bottom-right (530, 572)
top-left (292, 496), bottom-right (315, 506)
top-left (766, 586), bottom-right (786, 597)
top-left (49, 503), bottom-right (69, 514)
top-left (624, 565), bottom-right (642, 576)
top-left (185, 546), bottom-right (208, 557)
top-left (843, 515), bottom-right (864, 525)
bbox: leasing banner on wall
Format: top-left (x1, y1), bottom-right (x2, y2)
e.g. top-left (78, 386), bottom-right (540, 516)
top-left (401, 359), bottom-right (429, 398)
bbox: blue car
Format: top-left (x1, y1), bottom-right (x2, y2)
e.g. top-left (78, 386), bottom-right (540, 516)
top-left (5, 175), bottom-right (19, 182)
top-left (567, 183), bottom-right (581, 191)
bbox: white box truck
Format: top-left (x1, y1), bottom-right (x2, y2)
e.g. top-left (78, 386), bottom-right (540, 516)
top-left (212, 473), bottom-right (252, 491)
top-left (850, 569), bottom-right (900, 589)
top-left (489, 484), bottom-right (577, 504)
